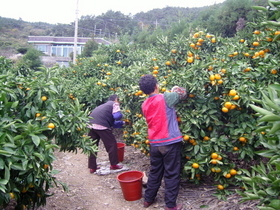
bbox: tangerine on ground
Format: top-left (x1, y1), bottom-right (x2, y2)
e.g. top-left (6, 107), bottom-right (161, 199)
top-left (192, 163), bottom-right (199, 169)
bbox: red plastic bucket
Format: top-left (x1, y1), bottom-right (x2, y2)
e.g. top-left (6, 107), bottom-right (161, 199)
top-left (117, 142), bottom-right (125, 162)
top-left (117, 171), bottom-right (144, 201)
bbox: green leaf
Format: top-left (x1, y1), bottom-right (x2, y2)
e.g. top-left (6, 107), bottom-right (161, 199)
top-left (30, 135), bottom-right (40, 146)
top-left (250, 104), bottom-right (274, 116)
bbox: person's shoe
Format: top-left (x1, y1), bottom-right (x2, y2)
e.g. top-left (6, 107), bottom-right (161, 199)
top-left (110, 165), bottom-right (123, 170)
top-left (89, 167), bottom-right (100, 173)
top-left (143, 200), bottom-right (154, 208)
top-left (164, 203), bottom-right (183, 210)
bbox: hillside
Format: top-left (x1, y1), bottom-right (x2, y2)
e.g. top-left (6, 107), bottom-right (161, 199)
top-left (0, 0), bottom-right (267, 57)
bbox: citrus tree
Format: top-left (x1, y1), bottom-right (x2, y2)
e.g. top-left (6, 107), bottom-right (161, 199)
top-left (0, 57), bottom-right (97, 209)
top-left (63, 0), bottom-right (280, 204)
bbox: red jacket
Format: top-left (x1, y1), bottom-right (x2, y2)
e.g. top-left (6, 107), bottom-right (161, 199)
top-left (142, 93), bottom-right (182, 146)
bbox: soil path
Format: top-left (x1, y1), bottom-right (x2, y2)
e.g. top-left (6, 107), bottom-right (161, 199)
top-left (37, 139), bottom-right (259, 210)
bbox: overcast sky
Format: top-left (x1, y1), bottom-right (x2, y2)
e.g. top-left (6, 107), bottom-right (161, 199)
top-left (1, 0), bottom-right (225, 24)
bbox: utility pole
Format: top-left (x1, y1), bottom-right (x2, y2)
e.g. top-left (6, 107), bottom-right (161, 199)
top-left (73, 0), bottom-right (79, 64)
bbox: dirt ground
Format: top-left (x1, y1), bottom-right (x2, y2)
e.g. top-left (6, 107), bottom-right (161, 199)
top-left (34, 131), bottom-right (260, 210)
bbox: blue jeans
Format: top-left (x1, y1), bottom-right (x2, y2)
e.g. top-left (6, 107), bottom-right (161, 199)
top-left (144, 142), bottom-right (181, 208)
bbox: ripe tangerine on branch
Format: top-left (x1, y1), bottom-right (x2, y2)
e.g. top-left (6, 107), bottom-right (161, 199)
top-left (41, 96), bottom-right (47, 101)
top-left (222, 107), bottom-right (229, 113)
top-left (48, 123), bottom-right (55, 129)
top-left (192, 163), bottom-right (199, 169)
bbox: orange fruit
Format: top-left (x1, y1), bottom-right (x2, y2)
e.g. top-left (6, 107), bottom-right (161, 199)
top-left (222, 107), bottom-right (228, 113)
top-left (209, 75), bottom-right (215, 81)
top-left (192, 163), bottom-right (199, 169)
top-left (232, 95), bottom-right (240, 101)
top-left (165, 61), bottom-right (171, 66)
top-left (35, 113), bottom-right (41, 118)
top-left (153, 66), bottom-right (159, 70)
top-left (217, 155), bottom-right (223, 161)
top-left (203, 136), bottom-right (210, 141)
top-left (153, 70), bottom-right (158, 74)
top-left (211, 153), bottom-right (219, 159)
top-left (240, 39), bottom-right (245, 43)
top-left (230, 169), bottom-right (237, 175)
top-left (225, 173), bottom-right (231, 178)
top-left (224, 102), bottom-right (232, 109)
top-left (10, 192), bottom-right (15, 199)
top-left (233, 146), bottom-right (239, 151)
top-left (43, 164), bottom-right (49, 169)
top-left (239, 137), bottom-right (246, 142)
top-left (221, 69), bottom-right (226, 73)
top-left (217, 184), bottom-right (224, 190)
top-left (211, 38), bottom-right (216, 43)
top-left (41, 96), bottom-right (47, 101)
top-left (254, 30), bottom-right (260, 35)
top-left (190, 43), bottom-right (196, 48)
top-left (214, 74), bottom-right (221, 80)
top-left (171, 49), bottom-right (177, 53)
top-left (211, 159), bottom-right (217, 164)
top-left (183, 135), bottom-right (190, 141)
top-left (217, 80), bottom-right (223, 85)
top-left (48, 123), bottom-right (55, 129)
top-left (253, 41), bottom-right (259, 47)
top-left (271, 69), bottom-right (277, 74)
top-left (229, 89), bottom-right (237, 96)
top-left (187, 57), bottom-right (194, 63)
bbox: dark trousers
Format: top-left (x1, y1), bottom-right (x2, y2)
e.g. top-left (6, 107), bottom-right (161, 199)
top-left (88, 128), bottom-right (119, 169)
top-left (144, 142), bottom-right (181, 208)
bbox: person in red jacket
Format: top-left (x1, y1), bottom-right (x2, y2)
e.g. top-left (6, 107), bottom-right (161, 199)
top-left (139, 74), bottom-right (187, 210)
top-left (87, 94), bottom-right (124, 173)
